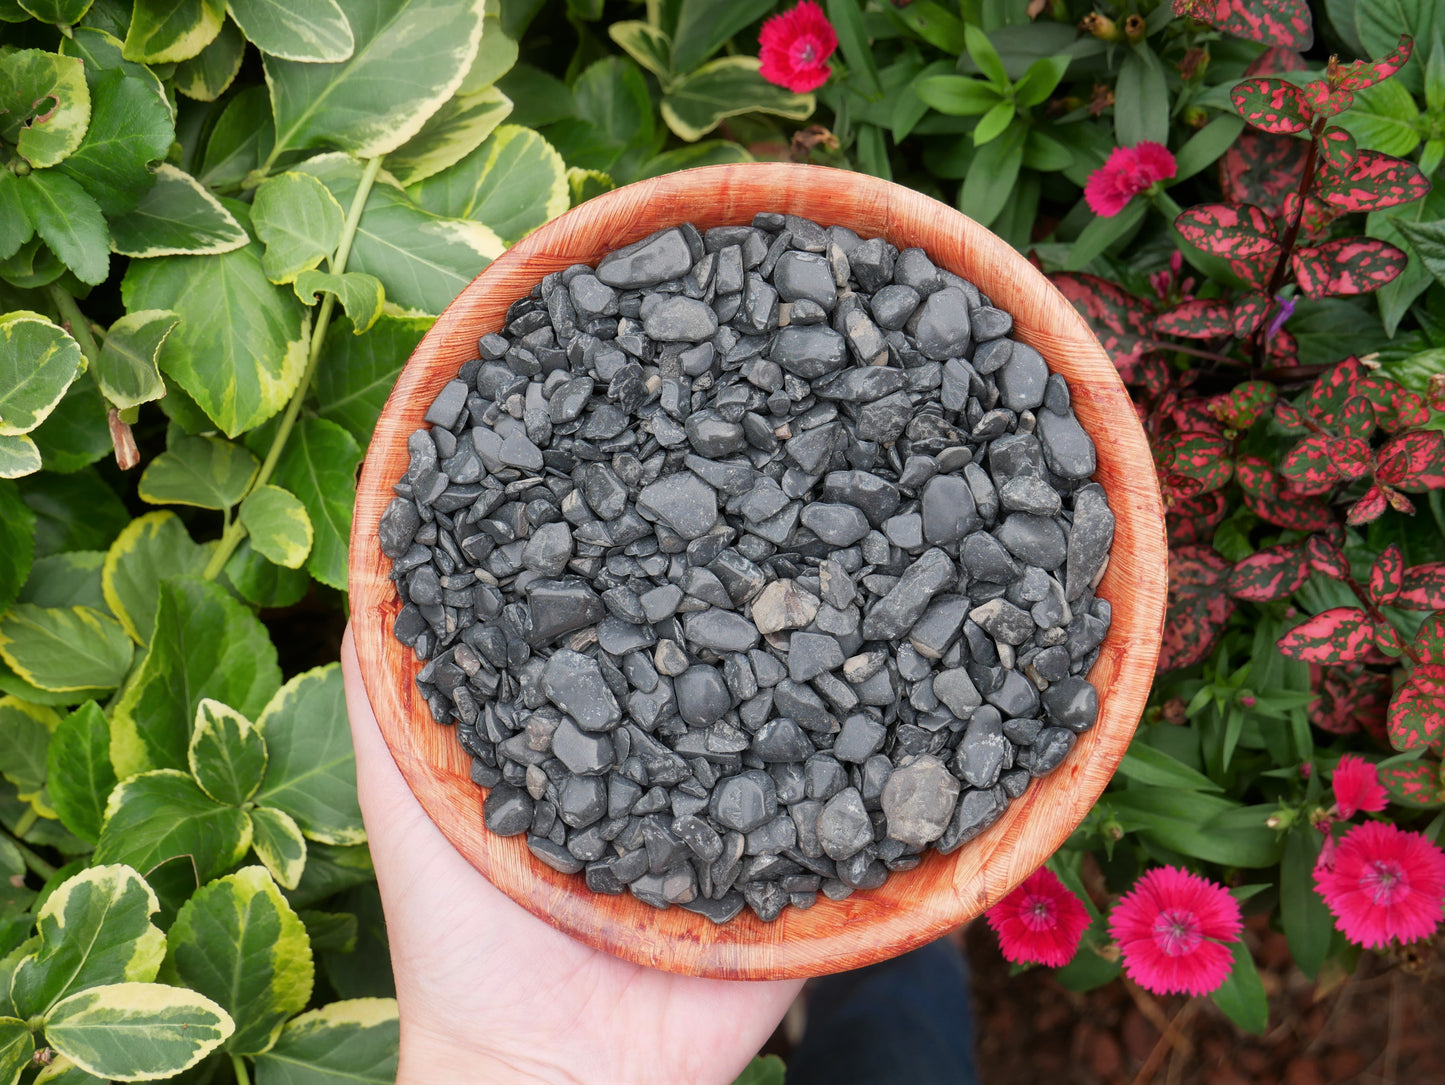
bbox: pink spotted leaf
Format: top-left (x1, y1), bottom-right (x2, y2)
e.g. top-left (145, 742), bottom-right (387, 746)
top-left (1376, 431), bottom-right (1445, 490)
top-left (1231, 78), bottom-right (1311, 134)
top-left (1227, 543), bottom-right (1309, 602)
top-left (1368, 545), bottom-right (1405, 606)
top-left (1387, 667), bottom-right (1445, 752)
top-left (1280, 433), bottom-right (1342, 494)
top-left (1306, 534), bottom-right (1350, 579)
top-left (1317, 150), bottom-right (1431, 214)
top-left (1154, 299), bottom-right (1234, 339)
top-left (1174, 203), bottom-right (1281, 289)
top-left (1290, 238), bottom-right (1408, 298)
top-left (1235, 454), bottom-right (1333, 530)
top-left (1398, 565), bottom-right (1445, 610)
top-left (1209, 380), bottom-right (1277, 430)
top-left (1173, 0), bottom-right (1313, 49)
top-left (1330, 34), bottom-right (1413, 92)
top-left (1159, 544), bottom-right (1237, 673)
top-left (1277, 607), bottom-right (1376, 664)
top-left (1377, 760), bottom-right (1444, 808)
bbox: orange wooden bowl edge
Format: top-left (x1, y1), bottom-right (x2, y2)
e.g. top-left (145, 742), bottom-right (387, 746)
top-left (349, 164), bottom-right (1168, 980)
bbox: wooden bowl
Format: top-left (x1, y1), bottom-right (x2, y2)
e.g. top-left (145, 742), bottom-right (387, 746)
top-left (349, 163), bottom-right (1167, 980)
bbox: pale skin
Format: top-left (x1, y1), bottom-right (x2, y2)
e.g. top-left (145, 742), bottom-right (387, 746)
top-left (341, 627), bottom-right (805, 1085)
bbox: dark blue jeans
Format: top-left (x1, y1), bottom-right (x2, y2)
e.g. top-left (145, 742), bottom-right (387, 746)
top-left (787, 938), bottom-right (979, 1084)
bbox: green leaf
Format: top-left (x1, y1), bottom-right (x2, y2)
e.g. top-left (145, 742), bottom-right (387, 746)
top-left (889, 0), bottom-right (967, 53)
top-left (172, 17), bottom-right (245, 101)
top-left (1013, 54), bottom-right (1069, 108)
top-left (54, 57), bottom-right (175, 215)
top-left (121, 235), bottom-right (308, 437)
top-left (0, 175), bottom-right (32, 262)
top-left (965, 23), bottom-right (1008, 89)
top-left (973, 101), bottom-right (1015, 145)
top-left (493, 62), bottom-right (573, 128)
top-left (957, 119), bottom-right (1025, 228)
top-left (0, 1018), bottom-right (32, 1085)
top-left (43, 982), bottom-right (234, 1080)
top-left (298, 910), bottom-right (355, 954)
top-left (1021, 130), bottom-right (1072, 171)
top-left (1335, 78), bottom-right (1421, 158)
top-left (609, 19), bottom-right (672, 82)
top-left (1369, 183), bottom-right (1445, 335)
top-left (252, 998), bottom-right (398, 1085)
top-left (108, 163), bottom-right (249, 258)
top-left (914, 75), bottom-right (1000, 117)
top-left (29, 378), bottom-right (110, 475)
top-left (250, 806), bottom-right (307, 890)
top-left (0, 50), bottom-right (91, 168)
top-left (123, 0), bottom-right (225, 63)
top-left (297, 154), bottom-right (502, 316)
top-left (1114, 46), bottom-right (1169, 148)
top-left (270, 417), bottom-right (360, 590)
top-left (0, 697), bottom-right (56, 812)
top-left (410, 124), bottom-right (567, 245)
top-left (94, 310), bottom-right (177, 410)
top-left (254, 665), bottom-right (363, 845)
top-left (1065, 195), bottom-right (1147, 270)
top-left (101, 512), bottom-right (208, 645)
top-left (252, 171), bottom-right (346, 284)
top-left (20, 469), bottom-right (127, 559)
top-left (160, 866), bottom-right (313, 1055)
top-left (238, 485), bottom-right (313, 570)
top-left (314, 313), bottom-right (429, 444)
top-left (10, 865), bottom-right (165, 1018)
top-left (660, 56), bottom-right (815, 142)
top-left (189, 699), bottom-right (267, 805)
top-left (198, 85), bottom-right (275, 190)
top-left (293, 270), bottom-right (385, 333)
top-left (46, 702), bottom-right (115, 843)
top-left (668, 0), bottom-right (773, 73)
top-left (0, 481), bottom-right (35, 614)
top-left (13, 173), bottom-right (108, 286)
top-left (0, 437), bottom-right (41, 480)
top-left (138, 435), bottom-right (260, 510)
top-left (1355, 0), bottom-right (1437, 96)
top-left (19, 551), bottom-right (105, 611)
top-left (462, 13), bottom-right (517, 91)
top-left (637, 140), bottom-right (751, 180)
top-left (221, 539), bottom-right (309, 610)
top-left (93, 770), bottom-right (253, 882)
top-left (1208, 940), bottom-right (1268, 1034)
top-left (730, 1054), bottom-right (786, 1085)
top-left (227, 0), bottom-right (353, 62)
top-left (30, 1055), bottom-right (105, 1085)
top-left (385, 85), bottom-right (513, 188)
top-left (1280, 826), bottom-right (1332, 979)
top-left (0, 314), bottom-right (82, 439)
top-left (281, 842), bottom-right (372, 909)
top-left (1171, 113), bottom-right (1244, 183)
top-left (0, 606), bottom-right (132, 693)
top-left (1118, 741), bottom-right (1224, 792)
top-left (109, 576), bottom-right (280, 778)
top-left (267, 0), bottom-right (486, 159)
top-left (568, 166), bottom-right (613, 206)
top-left (826, 0), bottom-right (881, 97)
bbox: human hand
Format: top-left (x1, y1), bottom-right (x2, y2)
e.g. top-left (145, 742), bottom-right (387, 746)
top-left (341, 626), bottom-right (804, 1085)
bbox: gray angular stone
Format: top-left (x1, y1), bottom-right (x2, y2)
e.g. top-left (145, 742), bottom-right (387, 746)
top-left (773, 250), bottom-right (838, 309)
top-left (921, 474), bottom-right (982, 547)
top-left (774, 679), bottom-right (836, 732)
top-left (814, 364), bottom-right (904, 402)
top-left (637, 471), bottom-right (718, 541)
top-left (954, 712), bottom-right (1009, 788)
top-left (528, 579), bottom-right (606, 645)
top-left (999, 476), bottom-right (1062, 517)
top-left (881, 755), bottom-right (960, 847)
top-left (1041, 675), bottom-right (1099, 732)
top-left (848, 236), bottom-right (895, 292)
top-left (821, 470), bottom-right (901, 526)
top-left (499, 431), bottom-right (544, 470)
top-left (483, 783), bottom-right (533, 836)
top-left (1066, 484), bottom-right (1115, 601)
top-left (750, 579), bottom-right (820, 634)
top-left (984, 668), bottom-right (1040, 718)
top-left (642, 295), bottom-right (719, 341)
top-left (996, 513), bottom-right (1068, 569)
top-left (883, 512), bottom-right (924, 551)
top-left (424, 379), bottom-right (470, 428)
top-left (711, 770), bottom-right (778, 832)
top-left (908, 596), bottom-right (971, 659)
top-left (522, 520), bottom-right (573, 577)
top-left (1028, 726), bottom-right (1076, 776)
top-left (933, 668), bottom-right (982, 717)
top-left (596, 227), bottom-right (694, 288)
top-left (961, 531), bottom-right (1019, 583)
top-left (817, 787), bottom-right (874, 859)
top-left (674, 664), bottom-right (731, 726)
top-left (788, 632), bottom-right (844, 682)
top-left (861, 548), bottom-right (957, 641)
top-left (800, 502), bottom-right (870, 546)
top-left (833, 713), bottom-right (886, 763)
top-left (996, 342), bottom-right (1048, 411)
top-left (785, 422), bottom-right (839, 474)
top-left (770, 324), bottom-right (849, 379)
top-left (551, 716), bottom-right (616, 775)
top-left (684, 411), bottom-right (746, 457)
top-left (683, 609), bottom-right (761, 653)
top-left (542, 649), bottom-right (622, 732)
top-left (871, 283), bottom-right (919, 329)
top-left (855, 391), bottom-right (913, 443)
top-left (751, 717), bottom-right (815, 762)
top-left (558, 774), bottom-right (608, 827)
top-left (1036, 407), bottom-right (1097, 479)
top-left (969, 598), bottom-right (1035, 646)
top-left (379, 497), bottom-right (421, 559)
top-left (640, 584), bottom-right (684, 624)
top-left (909, 287), bottom-right (972, 360)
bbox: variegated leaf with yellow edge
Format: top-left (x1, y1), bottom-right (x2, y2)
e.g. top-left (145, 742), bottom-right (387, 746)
top-left (42, 982), bottom-right (233, 1081)
top-left (189, 698), bottom-right (268, 806)
top-left (101, 512), bottom-right (210, 646)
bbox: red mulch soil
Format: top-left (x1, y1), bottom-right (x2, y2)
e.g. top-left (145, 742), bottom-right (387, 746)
top-left (965, 916), bottom-right (1445, 1085)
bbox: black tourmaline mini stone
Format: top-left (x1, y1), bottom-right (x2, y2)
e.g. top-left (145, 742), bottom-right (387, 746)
top-left (382, 217), bottom-right (1115, 922)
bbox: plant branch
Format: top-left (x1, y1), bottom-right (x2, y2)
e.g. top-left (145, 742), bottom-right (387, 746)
top-left (202, 154), bottom-right (384, 581)
top-left (47, 285), bottom-right (101, 366)
top-left (232, 1054), bottom-right (251, 1085)
top-left (1253, 116), bottom-right (1325, 369)
top-left (8, 831), bottom-right (56, 880)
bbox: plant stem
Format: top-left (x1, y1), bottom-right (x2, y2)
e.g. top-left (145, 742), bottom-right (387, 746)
top-left (9, 833), bottom-right (56, 880)
top-left (232, 1054), bottom-right (251, 1085)
top-left (1254, 116), bottom-right (1325, 369)
top-left (12, 808), bottom-right (36, 837)
top-left (203, 155), bottom-right (384, 581)
top-left (47, 285), bottom-right (101, 365)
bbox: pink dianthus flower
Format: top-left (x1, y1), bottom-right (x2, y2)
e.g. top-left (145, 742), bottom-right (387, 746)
top-left (985, 867), bottom-right (1092, 968)
top-left (1108, 866), bottom-right (1242, 996)
top-left (1314, 820), bottom-right (1445, 949)
top-left (1084, 142), bottom-right (1178, 217)
top-left (759, 1), bottom-right (838, 94)
top-left (1332, 753), bottom-right (1388, 819)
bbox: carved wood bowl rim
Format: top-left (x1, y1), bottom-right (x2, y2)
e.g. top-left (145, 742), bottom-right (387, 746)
top-left (348, 162), bottom-right (1167, 980)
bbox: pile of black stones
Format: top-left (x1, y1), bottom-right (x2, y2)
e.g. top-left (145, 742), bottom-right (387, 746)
top-left (380, 214), bottom-right (1116, 924)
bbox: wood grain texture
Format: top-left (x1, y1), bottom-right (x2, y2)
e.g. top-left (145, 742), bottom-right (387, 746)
top-left (348, 163), bottom-right (1168, 980)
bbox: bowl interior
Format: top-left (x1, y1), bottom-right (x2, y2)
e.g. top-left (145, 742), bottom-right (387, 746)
top-left (348, 163), bottom-right (1167, 980)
